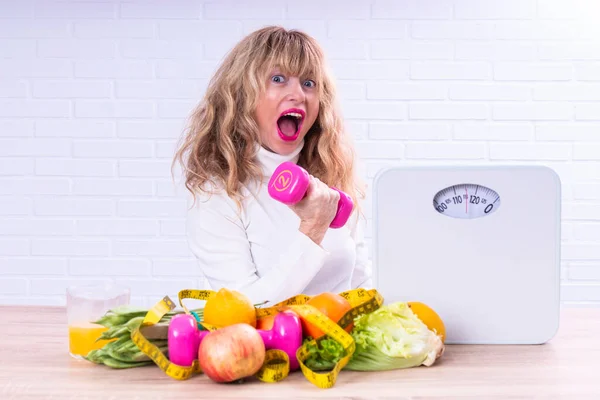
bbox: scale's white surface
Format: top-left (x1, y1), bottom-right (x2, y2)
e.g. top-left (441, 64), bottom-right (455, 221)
top-left (372, 165), bottom-right (561, 344)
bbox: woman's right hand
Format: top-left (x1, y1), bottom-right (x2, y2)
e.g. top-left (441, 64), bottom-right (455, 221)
top-left (289, 175), bottom-right (340, 245)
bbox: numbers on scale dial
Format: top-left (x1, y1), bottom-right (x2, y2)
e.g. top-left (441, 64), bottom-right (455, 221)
top-left (433, 183), bottom-right (500, 219)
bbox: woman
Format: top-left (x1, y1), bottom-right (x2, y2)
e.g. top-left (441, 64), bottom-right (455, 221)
top-left (173, 26), bottom-right (372, 306)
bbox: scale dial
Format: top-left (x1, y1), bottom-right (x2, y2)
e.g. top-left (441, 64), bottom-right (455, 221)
top-left (433, 183), bottom-right (500, 219)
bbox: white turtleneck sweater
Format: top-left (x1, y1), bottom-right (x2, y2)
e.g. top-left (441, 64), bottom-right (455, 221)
top-left (185, 141), bottom-right (372, 306)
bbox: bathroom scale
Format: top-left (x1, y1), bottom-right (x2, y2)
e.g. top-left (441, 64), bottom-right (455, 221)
top-left (371, 165), bottom-right (561, 344)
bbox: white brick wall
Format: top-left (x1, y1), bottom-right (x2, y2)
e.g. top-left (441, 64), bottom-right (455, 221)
top-left (1, 0), bottom-right (600, 307)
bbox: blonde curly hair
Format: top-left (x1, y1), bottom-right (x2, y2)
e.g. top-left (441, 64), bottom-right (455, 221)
top-left (173, 26), bottom-right (365, 211)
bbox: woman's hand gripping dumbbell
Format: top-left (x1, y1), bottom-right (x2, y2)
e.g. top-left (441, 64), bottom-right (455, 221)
top-left (268, 162), bottom-right (354, 232)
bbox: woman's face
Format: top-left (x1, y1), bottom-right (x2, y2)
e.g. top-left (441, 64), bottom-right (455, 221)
top-left (254, 68), bottom-right (320, 155)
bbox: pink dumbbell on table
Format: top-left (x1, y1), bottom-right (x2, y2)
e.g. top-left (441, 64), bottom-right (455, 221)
top-left (268, 161), bottom-right (354, 228)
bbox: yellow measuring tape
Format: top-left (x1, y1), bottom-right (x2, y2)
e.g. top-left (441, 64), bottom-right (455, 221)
top-left (130, 288), bottom-right (383, 388)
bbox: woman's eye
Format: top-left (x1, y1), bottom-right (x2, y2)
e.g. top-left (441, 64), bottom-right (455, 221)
top-left (303, 80), bottom-right (316, 88)
top-left (271, 75), bottom-right (285, 83)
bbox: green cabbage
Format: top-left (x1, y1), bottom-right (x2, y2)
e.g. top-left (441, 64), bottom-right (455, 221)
top-left (345, 301), bottom-right (444, 371)
top-left (302, 302), bottom-right (444, 372)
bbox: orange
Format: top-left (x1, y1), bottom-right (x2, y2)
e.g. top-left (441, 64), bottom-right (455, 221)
top-left (256, 313), bottom-right (276, 330)
top-left (302, 292), bottom-right (353, 340)
top-left (408, 301), bottom-right (446, 343)
top-left (203, 288), bottom-right (257, 328)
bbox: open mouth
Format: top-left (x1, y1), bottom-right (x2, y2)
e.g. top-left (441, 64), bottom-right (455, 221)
top-left (277, 108), bottom-right (305, 142)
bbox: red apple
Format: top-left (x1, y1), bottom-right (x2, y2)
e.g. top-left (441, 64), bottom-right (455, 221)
top-left (198, 323), bottom-right (265, 383)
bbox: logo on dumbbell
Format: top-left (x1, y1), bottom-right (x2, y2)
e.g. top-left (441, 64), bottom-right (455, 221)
top-left (271, 169), bottom-right (292, 192)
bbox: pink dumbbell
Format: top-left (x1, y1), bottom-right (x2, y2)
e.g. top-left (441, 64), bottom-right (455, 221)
top-left (268, 161), bottom-right (354, 229)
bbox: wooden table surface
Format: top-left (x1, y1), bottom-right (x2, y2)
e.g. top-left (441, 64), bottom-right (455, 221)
top-left (2, 305), bottom-right (600, 399)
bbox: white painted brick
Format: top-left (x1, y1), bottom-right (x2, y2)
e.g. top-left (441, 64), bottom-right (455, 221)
top-left (537, 0), bottom-right (590, 20)
top-left (539, 43), bottom-right (600, 61)
top-left (112, 239), bottom-right (191, 257)
top-left (0, 258), bottom-right (67, 275)
top-left (494, 21), bottom-right (588, 40)
top-left (572, 184), bottom-right (600, 200)
top-left (489, 143), bottom-right (571, 161)
top-left (405, 143), bottom-right (486, 159)
top-left (158, 20), bottom-right (242, 40)
top-left (563, 244), bottom-right (600, 260)
top-left (454, 123), bottom-right (534, 141)
top-left (0, 219), bottom-right (74, 236)
top-left (155, 60), bottom-right (221, 79)
top-left (72, 179), bottom-right (153, 196)
top-left (560, 283), bottom-right (600, 302)
top-left (371, 41), bottom-right (453, 60)
top-left (534, 84), bottom-right (600, 101)
top-left (574, 144), bottom-right (600, 160)
top-left (494, 63), bottom-right (572, 81)
top-left (118, 160), bottom-right (171, 178)
top-left (160, 220), bottom-right (186, 236)
top-left (410, 62), bottom-right (491, 80)
top-left (0, 120), bottom-right (34, 137)
top-left (34, 198), bottom-right (113, 216)
top-left (155, 141), bottom-right (178, 159)
top-left (75, 60), bottom-right (154, 79)
top-left (0, 138), bottom-right (71, 157)
top-left (32, 239), bottom-right (109, 256)
top-left (0, 178), bottom-right (70, 195)
top-left (454, 0), bottom-right (535, 19)
top-left (77, 219), bottom-right (158, 236)
top-left (155, 180), bottom-right (187, 198)
top-left (329, 61), bottom-right (409, 80)
top-left (571, 162), bottom-right (600, 180)
top-left (37, 39), bottom-right (116, 59)
top-left (573, 223), bottom-right (600, 241)
top-left (456, 42), bottom-right (536, 61)
top-left (0, 19), bottom-right (70, 38)
top-left (449, 84), bottom-right (530, 101)
top-left (0, 197), bottom-right (32, 216)
top-left (0, 80), bottom-right (27, 97)
top-left (370, 123), bottom-right (451, 140)
top-left (367, 82), bottom-right (446, 100)
top-left (117, 199), bottom-right (187, 218)
top-left (0, 158), bottom-right (34, 175)
top-left (576, 63), bottom-right (600, 81)
top-left (563, 203), bottom-right (600, 221)
top-left (410, 103), bottom-right (488, 120)
top-left (242, 20), bottom-right (325, 38)
top-left (33, 81), bottom-right (112, 99)
top-left (0, 59), bottom-right (72, 78)
top-left (204, 1), bottom-right (284, 19)
top-left (329, 20), bottom-right (406, 39)
top-left (493, 103), bottom-right (572, 121)
top-left (75, 100), bottom-right (154, 119)
top-left (35, 2), bottom-right (115, 19)
top-left (69, 259), bottom-right (151, 276)
top-left (153, 259), bottom-right (198, 276)
top-left (35, 120), bottom-right (116, 138)
top-left (157, 100), bottom-right (197, 119)
top-left (289, 0), bottom-right (369, 19)
top-left (373, 0), bottom-right (452, 19)
top-left (0, 239), bottom-right (30, 256)
top-left (203, 36), bottom-right (245, 60)
top-left (73, 140), bottom-right (153, 158)
top-left (0, 296), bottom-right (65, 306)
top-left (0, 100), bottom-right (70, 118)
top-left (36, 159), bottom-right (115, 177)
top-left (1, 1), bottom-right (34, 17)
top-left (73, 20), bottom-right (155, 38)
top-left (341, 101), bottom-right (407, 120)
top-left (320, 40), bottom-right (368, 60)
top-left (345, 121), bottom-right (368, 140)
top-left (355, 141), bottom-right (404, 159)
top-left (536, 124), bottom-right (600, 141)
top-left (120, 1), bottom-right (203, 19)
top-left (115, 278), bottom-right (198, 297)
top-left (569, 263), bottom-right (600, 281)
top-left (337, 81), bottom-right (366, 100)
top-left (0, 39), bottom-right (36, 58)
top-left (575, 104), bottom-right (600, 121)
top-left (411, 22), bottom-right (494, 40)
top-left (29, 278), bottom-right (112, 296)
top-left (120, 39), bottom-right (203, 59)
top-left (117, 121), bottom-right (185, 140)
top-left (115, 80), bottom-right (206, 99)
top-left (0, 279), bottom-right (27, 295)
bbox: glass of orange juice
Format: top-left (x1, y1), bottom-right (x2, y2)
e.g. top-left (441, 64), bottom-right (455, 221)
top-left (66, 282), bottom-right (130, 360)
